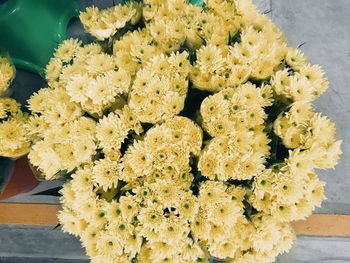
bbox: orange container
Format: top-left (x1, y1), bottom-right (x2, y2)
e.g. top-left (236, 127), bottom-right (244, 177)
top-left (0, 156), bottom-right (40, 200)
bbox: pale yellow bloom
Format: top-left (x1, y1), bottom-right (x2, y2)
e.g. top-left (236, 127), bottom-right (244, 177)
top-left (0, 56), bottom-right (15, 93)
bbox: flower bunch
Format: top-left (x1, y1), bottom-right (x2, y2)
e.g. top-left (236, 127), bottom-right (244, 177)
top-left (128, 52), bottom-right (191, 123)
top-left (0, 56), bottom-right (32, 158)
top-left (1, 0), bottom-right (342, 262)
top-left (28, 116), bottom-right (97, 178)
top-left (0, 98), bottom-right (30, 158)
top-left (271, 60), bottom-right (328, 102)
top-left (0, 56), bottom-right (15, 94)
top-left (45, 39), bottom-right (131, 116)
top-left (199, 83), bottom-right (273, 137)
top-left (80, 2), bottom-right (142, 40)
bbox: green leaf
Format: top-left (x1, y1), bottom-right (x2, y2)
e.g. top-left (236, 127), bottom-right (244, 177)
top-left (52, 224), bottom-right (61, 230)
top-left (33, 186), bottom-right (62, 196)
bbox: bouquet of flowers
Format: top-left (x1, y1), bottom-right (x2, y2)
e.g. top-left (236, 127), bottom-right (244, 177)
top-left (0, 55), bottom-right (31, 158)
top-left (0, 97), bottom-right (31, 158)
top-left (0, 54), bottom-right (15, 95)
top-left (1, 0), bottom-right (342, 262)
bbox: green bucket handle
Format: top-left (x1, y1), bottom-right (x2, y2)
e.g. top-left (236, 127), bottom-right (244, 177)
top-left (0, 0), bottom-right (79, 77)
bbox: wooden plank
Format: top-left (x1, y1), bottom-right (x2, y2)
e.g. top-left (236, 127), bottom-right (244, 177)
top-left (0, 203), bottom-right (60, 226)
top-left (291, 214), bottom-right (350, 237)
top-left (1, 203), bottom-right (350, 236)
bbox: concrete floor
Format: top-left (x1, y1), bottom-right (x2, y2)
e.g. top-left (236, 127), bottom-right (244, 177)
top-left (1, 0), bottom-right (350, 262)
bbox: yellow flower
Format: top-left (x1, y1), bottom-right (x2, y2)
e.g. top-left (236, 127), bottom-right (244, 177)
top-left (150, 180), bottom-right (181, 207)
top-left (287, 148), bottom-right (314, 175)
top-left (271, 203), bottom-right (294, 222)
top-left (207, 199), bottom-right (241, 227)
top-left (43, 100), bottom-right (82, 125)
top-left (138, 201), bottom-right (165, 231)
top-left (75, 43), bottom-right (102, 58)
top-left (92, 158), bottom-right (121, 190)
top-left (208, 223), bottom-right (227, 242)
top-left (292, 198), bottom-right (313, 221)
top-left (0, 101), bottom-right (6, 119)
top-left (252, 130), bottom-right (271, 156)
top-left (70, 167), bottom-right (94, 194)
top-left (54, 38), bottom-right (81, 62)
top-left (80, 225), bottom-right (102, 258)
top-left (167, 19), bottom-right (186, 41)
top-left (229, 65), bottom-right (251, 86)
top-left (287, 101), bottom-right (313, 123)
top-left (275, 176), bottom-right (303, 205)
top-left (299, 64), bottom-right (329, 98)
top-left (0, 97), bottom-right (21, 117)
top-left (72, 136), bottom-right (96, 163)
top-left (209, 240), bottom-right (237, 260)
top-left (0, 117), bottom-right (30, 158)
top-left (27, 88), bottom-right (52, 113)
top-left (148, 241), bottom-right (176, 262)
top-left (0, 56), bottom-right (14, 93)
top-left (198, 153), bottom-right (218, 179)
top-left (159, 216), bottom-right (189, 244)
top-left (87, 77), bottom-right (116, 106)
top-left (289, 75), bottom-right (314, 102)
top-left (176, 192), bottom-right (199, 221)
top-left (180, 239), bottom-right (207, 262)
top-left (190, 213), bottom-right (210, 241)
top-left (285, 47), bottom-right (308, 70)
top-left (252, 219), bottom-right (282, 252)
top-left (106, 68), bottom-right (131, 93)
top-left (66, 74), bottom-right (91, 104)
top-left (95, 230), bottom-right (123, 258)
top-left (198, 181), bottom-right (228, 207)
top-left (311, 140), bottom-right (342, 169)
top-left (58, 208), bottom-right (87, 236)
top-left (137, 244), bottom-right (153, 263)
top-left (71, 116), bottom-right (97, 139)
top-left (306, 172), bottom-right (326, 207)
top-left (25, 114), bottom-right (49, 141)
top-left (86, 53), bottom-right (116, 75)
top-left (119, 195), bottom-right (139, 221)
top-left (271, 69), bottom-right (291, 98)
top-left (96, 111), bottom-right (130, 152)
top-left (150, 20), bottom-right (167, 40)
top-left (196, 44), bottom-right (226, 75)
top-left (79, 6), bottom-right (99, 28)
top-left (251, 59), bottom-right (275, 80)
top-left (124, 233), bottom-right (143, 258)
top-left (45, 57), bottom-right (62, 84)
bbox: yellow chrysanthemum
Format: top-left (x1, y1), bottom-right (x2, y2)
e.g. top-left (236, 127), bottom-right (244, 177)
top-left (0, 56), bottom-right (15, 93)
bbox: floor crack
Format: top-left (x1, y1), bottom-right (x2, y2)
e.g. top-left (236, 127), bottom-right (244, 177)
top-left (270, 0), bottom-right (273, 19)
